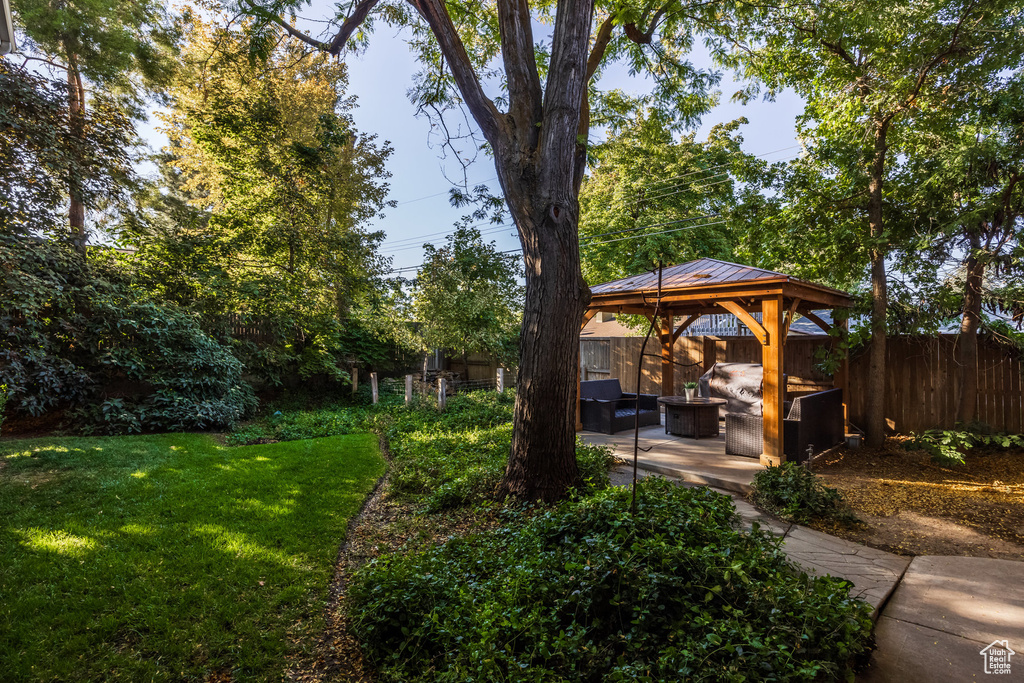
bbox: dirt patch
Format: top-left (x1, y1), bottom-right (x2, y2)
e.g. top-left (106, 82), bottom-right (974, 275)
top-left (809, 440), bottom-right (1024, 560)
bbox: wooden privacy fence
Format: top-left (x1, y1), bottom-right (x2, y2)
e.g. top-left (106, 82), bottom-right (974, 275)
top-left (580, 334), bottom-right (1024, 434)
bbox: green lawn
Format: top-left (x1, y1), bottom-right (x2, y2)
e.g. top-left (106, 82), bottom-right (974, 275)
top-left (0, 432), bottom-right (384, 682)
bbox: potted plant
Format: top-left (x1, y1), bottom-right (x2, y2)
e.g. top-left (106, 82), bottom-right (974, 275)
top-left (683, 381), bottom-right (698, 401)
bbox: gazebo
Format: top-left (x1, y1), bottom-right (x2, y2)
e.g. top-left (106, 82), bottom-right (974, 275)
top-left (578, 258), bottom-right (853, 465)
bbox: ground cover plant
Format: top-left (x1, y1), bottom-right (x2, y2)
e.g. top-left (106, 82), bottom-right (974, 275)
top-left (230, 390), bottom-right (617, 510)
top-left (751, 462), bottom-right (860, 527)
top-left (908, 426), bottom-right (1024, 466)
top-left (348, 477), bottom-right (874, 682)
top-left (0, 432), bottom-right (383, 682)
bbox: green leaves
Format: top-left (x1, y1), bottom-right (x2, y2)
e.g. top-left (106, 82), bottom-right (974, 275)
top-left (413, 224), bottom-right (523, 367)
top-left (349, 477), bottom-right (873, 682)
top-left (0, 234), bottom-right (255, 432)
top-left (908, 427), bottom-right (1024, 466)
top-left (751, 463), bottom-right (860, 526)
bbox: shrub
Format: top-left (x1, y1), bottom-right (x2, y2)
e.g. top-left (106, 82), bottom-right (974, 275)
top-left (751, 462), bottom-right (859, 526)
top-left (0, 235), bottom-right (255, 433)
top-left (907, 426), bottom-right (1024, 466)
top-left (349, 477), bottom-right (873, 682)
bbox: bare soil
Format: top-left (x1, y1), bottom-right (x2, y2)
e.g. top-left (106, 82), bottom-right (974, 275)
top-left (810, 439), bottom-right (1024, 561)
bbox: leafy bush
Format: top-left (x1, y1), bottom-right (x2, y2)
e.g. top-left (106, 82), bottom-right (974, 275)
top-left (751, 463), bottom-right (858, 526)
top-left (349, 477), bottom-right (873, 682)
top-left (908, 426), bottom-right (1024, 466)
top-left (0, 235), bottom-right (255, 433)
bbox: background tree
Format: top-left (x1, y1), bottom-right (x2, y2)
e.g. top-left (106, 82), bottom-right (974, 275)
top-left (413, 224), bottom-right (523, 373)
top-left (12, 0), bottom-right (176, 252)
top-left (580, 114), bottom-right (767, 285)
top-left (0, 60), bottom-right (253, 432)
top-left (897, 78), bottom-right (1024, 422)
top-left (728, 0), bottom-right (1023, 445)
top-left (238, 0), bottom-right (727, 500)
top-left (126, 14), bottom-right (403, 385)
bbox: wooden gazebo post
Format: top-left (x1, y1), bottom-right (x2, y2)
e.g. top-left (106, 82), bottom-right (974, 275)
top-left (761, 295), bottom-right (785, 466)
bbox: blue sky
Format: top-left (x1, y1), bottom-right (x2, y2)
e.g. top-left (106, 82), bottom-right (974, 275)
top-left (336, 26), bottom-right (805, 274)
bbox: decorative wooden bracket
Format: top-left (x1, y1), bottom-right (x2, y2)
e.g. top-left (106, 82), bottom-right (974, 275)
top-left (717, 300), bottom-right (768, 345)
top-left (782, 298), bottom-right (802, 345)
top-left (672, 314), bottom-right (701, 343)
top-left (799, 310), bottom-right (832, 335)
top-left (580, 308), bottom-right (598, 331)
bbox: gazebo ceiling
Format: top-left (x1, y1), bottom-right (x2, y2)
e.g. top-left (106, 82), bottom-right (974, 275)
top-left (587, 258), bottom-right (852, 311)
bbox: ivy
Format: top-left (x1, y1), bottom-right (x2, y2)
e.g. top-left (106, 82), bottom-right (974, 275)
top-left (908, 426), bottom-right (1024, 466)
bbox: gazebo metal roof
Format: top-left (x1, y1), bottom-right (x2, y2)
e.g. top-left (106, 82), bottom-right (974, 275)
top-left (588, 258), bottom-right (851, 312)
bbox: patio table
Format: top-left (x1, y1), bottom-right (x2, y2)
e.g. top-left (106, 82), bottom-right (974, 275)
top-left (658, 396), bottom-right (727, 439)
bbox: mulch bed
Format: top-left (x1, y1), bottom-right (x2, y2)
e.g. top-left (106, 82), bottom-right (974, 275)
top-left (809, 438), bottom-right (1024, 560)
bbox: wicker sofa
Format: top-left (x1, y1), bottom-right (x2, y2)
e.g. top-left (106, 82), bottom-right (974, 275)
top-left (725, 388), bottom-right (844, 462)
top-left (579, 379), bottom-right (660, 435)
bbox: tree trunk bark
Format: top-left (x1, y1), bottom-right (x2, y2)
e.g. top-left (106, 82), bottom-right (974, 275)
top-left (865, 121), bottom-right (890, 447)
top-left (497, 174), bottom-right (590, 502)
top-left (67, 60), bottom-right (87, 255)
top-left (956, 236), bottom-right (984, 424)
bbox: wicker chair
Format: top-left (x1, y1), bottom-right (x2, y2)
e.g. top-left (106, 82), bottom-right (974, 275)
top-left (725, 388), bottom-right (844, 461)
top-left (579, 379), bottom-right (660, 435)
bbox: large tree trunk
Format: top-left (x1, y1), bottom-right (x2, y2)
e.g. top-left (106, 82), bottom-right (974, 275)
top-left (865, 120), bottom-right (890, 447)
top-left (956, 235), bottom-right (984, 423)
top-left (497, 175), bottom-right (590, 501)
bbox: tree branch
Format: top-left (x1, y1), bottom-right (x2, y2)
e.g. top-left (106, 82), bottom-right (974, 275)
top-left (541, 0), bottom-right (595, 190)
top-left (327, 0), bottom-right (383, 55)
top-left (585, 15), bottom-right (615, 82)
top-left (407, 0), bottom-right (506, 145)
top-left (240, 0), bottom-right (331, 51)
top-left (623, 7), bottom-right (665, 45)
top-left (498, 0), bottom-right (543, 139)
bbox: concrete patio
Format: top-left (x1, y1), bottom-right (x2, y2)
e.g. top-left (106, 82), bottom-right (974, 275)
top-left (580, 421), bottom-right (763, 494)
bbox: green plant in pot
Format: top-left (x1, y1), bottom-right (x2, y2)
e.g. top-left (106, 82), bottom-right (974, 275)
top-left (683, 381), bottom-right (698, 400)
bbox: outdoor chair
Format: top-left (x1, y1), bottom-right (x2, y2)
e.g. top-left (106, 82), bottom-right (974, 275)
top-left (579, 379), bottom-right (660, 435)
top-left (725, 388), bottom-right (844, 462)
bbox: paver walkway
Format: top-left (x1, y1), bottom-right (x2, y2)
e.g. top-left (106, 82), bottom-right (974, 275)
top-left (608, 462), bottom-right (1024, 681)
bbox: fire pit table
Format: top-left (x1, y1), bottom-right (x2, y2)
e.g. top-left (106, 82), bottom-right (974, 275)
top-left (657, 396), bottom-right (727, 439)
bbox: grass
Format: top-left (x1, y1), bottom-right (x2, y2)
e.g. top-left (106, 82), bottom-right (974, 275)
top-left (0, 432), bottom-right (384, 682)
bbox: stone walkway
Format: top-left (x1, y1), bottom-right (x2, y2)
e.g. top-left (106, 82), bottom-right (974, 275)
top-left (608, 462), bottom-right (1024, 681)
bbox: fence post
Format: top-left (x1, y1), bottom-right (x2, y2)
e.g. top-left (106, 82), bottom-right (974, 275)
top-left (351, 367), bottom-right (358, 395)
top-left (497, 368), bottom-right (505, 393)
top-left (371, 372), bottom-right (379, 404)
top-left (405, 374), bottom-right (413, 406)
top-left (438, 377), bottom-right (447, 411)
